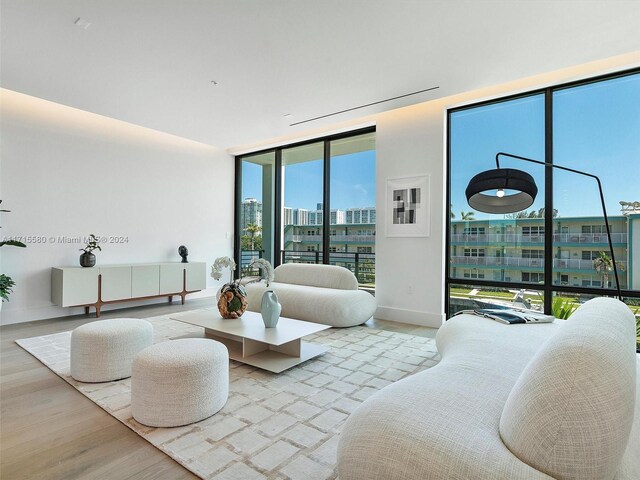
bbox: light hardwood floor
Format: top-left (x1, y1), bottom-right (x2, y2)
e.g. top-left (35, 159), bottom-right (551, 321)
top-left (0, 298), bottom-right (437, 479)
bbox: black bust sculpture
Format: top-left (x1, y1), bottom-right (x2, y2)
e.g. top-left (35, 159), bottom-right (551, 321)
top-left (178, 245), bottom-right (189, 263)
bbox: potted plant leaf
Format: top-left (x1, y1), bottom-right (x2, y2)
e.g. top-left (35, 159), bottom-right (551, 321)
top-left (0, 200), bottom-right (26, 311)
top-left (79, 234), bottom-right (101, 267)
top-left (0, 274), bottom-right (16, 311)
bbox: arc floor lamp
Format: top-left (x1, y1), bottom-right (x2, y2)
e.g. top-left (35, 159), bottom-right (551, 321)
top-left (465, 151), bottom-right (622, 300)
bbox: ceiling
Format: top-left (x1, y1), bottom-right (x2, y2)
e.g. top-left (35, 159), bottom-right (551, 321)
top-left (2, 0), bottom-right (639, 150)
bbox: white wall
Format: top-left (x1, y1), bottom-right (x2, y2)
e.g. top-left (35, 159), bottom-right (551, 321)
top-left (374, 104), bottom-right (446, 327)
top-left (0, 89), bottom-right (234, 325)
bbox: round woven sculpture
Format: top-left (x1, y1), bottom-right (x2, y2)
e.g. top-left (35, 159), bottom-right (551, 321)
top-left (217, 282), bottom-right (248, 319)
top-left (70, 318), bottom-right (153, 383)
top-left (131, 338), bottom-right (229, 427)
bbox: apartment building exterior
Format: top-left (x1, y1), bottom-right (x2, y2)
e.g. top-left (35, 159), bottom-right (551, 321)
top-left (239, 199), bottom-right (378, 284)
top-left (240, 198), bottom-right (262, 232)
top-left (283, 223), bottom-right (376, 254)
top-left (450, 215), bottom-right (639, 290)
top-left (282, 222), bottom-right (376, 285)
top-left (307, 209), bottom-right (346, 225)
top-left (283, 207), bottom-right (310, 226)
top-left (346, 207), bottom-right (376, 224)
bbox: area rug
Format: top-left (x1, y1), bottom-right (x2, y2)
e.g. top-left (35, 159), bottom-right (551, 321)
top-left (16, 312), bottom-right (440, 480)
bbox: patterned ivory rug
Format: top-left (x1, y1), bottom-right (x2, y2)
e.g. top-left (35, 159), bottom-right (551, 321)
top-left (16, 312), bottom-right (440, 480)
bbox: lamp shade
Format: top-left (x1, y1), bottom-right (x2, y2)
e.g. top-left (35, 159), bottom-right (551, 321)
top-left (465, 168), bottom-right (538, 214)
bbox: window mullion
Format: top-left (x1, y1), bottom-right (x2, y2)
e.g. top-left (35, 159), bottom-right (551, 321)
top-left (274, 149), bottom-right (283, 267)
top-left (322, 140), bottom-right (331, 264)
top-left (543, 88), bottom-right (553, 314)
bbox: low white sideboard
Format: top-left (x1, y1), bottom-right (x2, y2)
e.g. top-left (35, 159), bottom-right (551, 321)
top-left (51, 262), bottom-right (206, 317)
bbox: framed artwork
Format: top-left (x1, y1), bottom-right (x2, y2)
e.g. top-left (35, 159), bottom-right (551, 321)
top-left (386, 174), bottom-right (430, 237)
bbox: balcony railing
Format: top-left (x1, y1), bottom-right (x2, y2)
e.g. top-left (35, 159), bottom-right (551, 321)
top-left (552, 233), bottom-right (626, 244)
top-left (240, 250), bottom-right (264, 277)
top-left (450, 255), bottom-right (627, 271)
top-left (286, 235), bottom-right (322, 242)
top-left (553, 258), bottom-right (627, 271)
top-left (450, 234), bottom-right (543, 243)
top-left (450, 256), bottom-right (544, 268)
top-left (285, 234), bottom-right (374, 243)
top-left (280, 250), bottom-right (375, 286)
top-left (450, 233), bottom-right (627, 244)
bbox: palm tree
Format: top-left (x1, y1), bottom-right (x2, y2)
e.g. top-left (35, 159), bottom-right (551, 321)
top-left (245, 223), bottom-right (262, 251)
top-left (460, 211), bottom-right (475, 221)
top-left (450, 204), bottom-right (455, 219)
top-left (593, 251), bottom-right (625, 289)
top-left (593, 252), bottom-right (613, 289)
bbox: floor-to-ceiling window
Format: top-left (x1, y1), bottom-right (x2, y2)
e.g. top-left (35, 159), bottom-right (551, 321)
top-left (282, 142), bottom-right (325, 265)
top-left (329, 133), bottom-right (376, 287)
top-left (235, 127), bottom-right (376, 288)
top-left (447, 69), bottom-right (640, 322)
top-left (448, 94), bottom-right (546, 313)
top-left (236, 151), bottom-right (275, 276)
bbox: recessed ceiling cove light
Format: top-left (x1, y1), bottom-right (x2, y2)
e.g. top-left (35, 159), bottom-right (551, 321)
top-left (74, 17), bottom-right (92, 29)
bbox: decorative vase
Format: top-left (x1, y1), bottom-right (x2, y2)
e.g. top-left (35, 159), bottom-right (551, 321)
top-left (217, 282), bottom-right (248, 319)
top-left (79, 252), bottom-right (96, 267)
top-left (260, 290), bottom-right (281, 328)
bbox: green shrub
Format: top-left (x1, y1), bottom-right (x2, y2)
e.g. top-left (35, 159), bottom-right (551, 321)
top-left (552, 297), bottom-right (578, 319)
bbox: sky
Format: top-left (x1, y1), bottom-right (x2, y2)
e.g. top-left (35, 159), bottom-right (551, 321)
top-left (450, 72), bottom-right (640, 220)
top-left (242, 150), bottom-right (376, 211)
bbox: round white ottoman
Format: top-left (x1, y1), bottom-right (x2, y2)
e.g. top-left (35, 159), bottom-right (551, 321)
top-left (70, 318), bottom-right (153, 383)
top-left (131, 338), bottom-right (229, 428)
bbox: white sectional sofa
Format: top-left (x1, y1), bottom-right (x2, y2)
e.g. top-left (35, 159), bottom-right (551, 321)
top-left (245, 263), bottom-right (377, 328)
top-left (338, 297), bottom-right (640, 479)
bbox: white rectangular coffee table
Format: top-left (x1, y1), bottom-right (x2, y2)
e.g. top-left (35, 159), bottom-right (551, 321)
top-left (170, 308), bottom-right (330, 373)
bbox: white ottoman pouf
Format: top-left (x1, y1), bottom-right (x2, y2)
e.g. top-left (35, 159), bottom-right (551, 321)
top-left (70, 318), bottom-right (153, 383)
top-left (131, 338), bottom-right (229, 428)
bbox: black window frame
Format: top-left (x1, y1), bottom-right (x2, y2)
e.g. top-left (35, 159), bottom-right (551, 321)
top-left (445, 68), bottom-right (640, 316)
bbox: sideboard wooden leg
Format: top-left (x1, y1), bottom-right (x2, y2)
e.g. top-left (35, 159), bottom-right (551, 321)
top-left (180, 269), bottom-right (187, 305)
top-left (84, 306), bottom-right (89, 315)
top-left (95, 275), bottom-right (103, 318)
top-left (169, 296), bottom-right (173, 303)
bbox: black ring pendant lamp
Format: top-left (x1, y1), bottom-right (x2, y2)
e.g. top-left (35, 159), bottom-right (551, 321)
top-left (465, 168), bottom-right (538, 214)
top-left (463, 151), bottom-right (622, 300)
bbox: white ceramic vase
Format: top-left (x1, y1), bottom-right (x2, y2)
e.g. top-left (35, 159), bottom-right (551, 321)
top-left (260, 290), bottom-right (281, 328)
